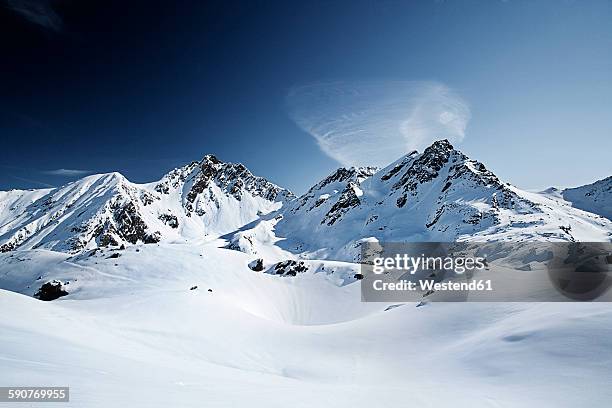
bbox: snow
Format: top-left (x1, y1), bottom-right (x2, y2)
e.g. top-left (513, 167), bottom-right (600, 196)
top-left (562, 176), bottom-right (612, 221)
top-left (2, 241), bottom-right (612, 407)
top-left (2, 242), bottom-right (612, 407)
top-left (1, 142), bottom-right (611, 407)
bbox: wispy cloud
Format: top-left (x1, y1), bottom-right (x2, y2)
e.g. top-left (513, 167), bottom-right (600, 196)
top-left (286, 80), bottom-right (470, 168)
top-left (4, 0), bottom-right (63, 31)
top-left (42, 168), bottom-right (91, 176)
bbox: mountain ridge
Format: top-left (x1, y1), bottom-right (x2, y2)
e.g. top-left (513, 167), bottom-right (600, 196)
top-left (0, 141), bottom-right (610, 256)
top-left (264, 140), bottom-right (610, 260)
top-left (0, 155), bottom-right (292, 253)
top-left (562, 176), bottom-right (612, 221)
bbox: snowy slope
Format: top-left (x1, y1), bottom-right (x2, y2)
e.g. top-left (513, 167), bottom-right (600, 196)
top-left (562, 176), bottom-right (612, 221)
top-left (1, 242), bottom-right (612, 407)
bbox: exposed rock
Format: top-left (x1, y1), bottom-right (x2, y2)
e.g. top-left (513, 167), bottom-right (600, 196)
top-left (380, 152), bottom-right (417, 181)
top-left (112, 202), bottom-right (149, 244)
top-left (248, 258), bottom-right (264, 271)
top-left (182, 154), bottom-right (293, 214)
top-left (158, 213), bottom-right (179, 228)
top-left (0, 242), bottom-right (16, 253)
top-left (35, 280), bottom-right (68, 301)
top-left (273, 260), bottom-right (309, 276)
top-left (322, 182), bottom-right (362, 226)
top-left (140, 191), bottom-right (158, 206)
top-left (99, 232), bottom-right (119, 247)
top-left (292, 166), bottom-right (376, 213)
top-left (392, 139), bottom-right (454, 194)
top-left (144, 231), bottom-right (161, 244)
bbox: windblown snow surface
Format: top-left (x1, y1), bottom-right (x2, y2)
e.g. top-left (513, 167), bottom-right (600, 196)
top-left (562, 176), bottom-right (612, 221)
top-left (1, 142), bottom-right (612, 407)
top-left (2, 242), bottom-right (612, 408)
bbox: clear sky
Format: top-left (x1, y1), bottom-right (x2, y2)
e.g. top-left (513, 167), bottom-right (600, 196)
top-left (1, 0), bottom-right (611, 194)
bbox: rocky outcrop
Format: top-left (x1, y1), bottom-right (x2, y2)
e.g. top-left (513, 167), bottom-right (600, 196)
top-left (322, 182), bottom-right (362, 226)
top-left (158, 213), bottom-right (179, 228)
top-left (272, 260), bottom-right (309, 276)
top-left (248, 258), bottom-right (264, 271)
top-left (291, 166), bottom-right (377, 214)
top-left (35, 280), bottom-right (68, 301)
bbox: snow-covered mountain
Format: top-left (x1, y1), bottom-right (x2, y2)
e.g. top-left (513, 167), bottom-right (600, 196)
top-left (561, 176), bottom-right (612, 221)
top-left (1, 141), bottom-right (610, 257)
top-left (0, 154), bottom-right (292, 253)
top-left (261, 140), bottom-right (610, 260)
top-left (1, 140), bottom-right (611, 408)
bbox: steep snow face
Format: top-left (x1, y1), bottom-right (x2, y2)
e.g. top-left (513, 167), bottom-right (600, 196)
top-left (562, 176), bottom-right (612, 221)
top-left (284, 166), bottom-right (377, 226)
top-left (0, 173), bottom-right (149, 253)
top-left (0, 187), bottom-right (53, 243)
top-left (274, 140), bottom-right (611, 260)
top-left (0, 156), bottom-right (292, 253)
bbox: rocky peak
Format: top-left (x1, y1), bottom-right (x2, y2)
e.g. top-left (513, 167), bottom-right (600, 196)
top-left (388, 140), bottom-right (537, 213)
top-left (428, 138), bottom-right (455, 152)
top-left (352, 166), bottom-right (379, 183)
top-left (202, 154), bottom-right (222, 165)
top-left (155, 155), bottom-right (293, 207)
top-left (392, 139), bottom-right (455, 194)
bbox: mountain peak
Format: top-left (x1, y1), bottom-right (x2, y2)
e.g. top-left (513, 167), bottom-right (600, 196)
top-left (428, 139), bottom-right (454, 151)
top-left (422, 139), bottom-right (455, 159)
top-left (201, 154), bottom-right (223, 165)
top-left (0, 154), bottom-right (293, 253)
top-left (390, 140), bottom-right (455, 194)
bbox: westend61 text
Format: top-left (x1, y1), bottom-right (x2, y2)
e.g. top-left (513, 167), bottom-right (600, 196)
top-left (372, 279), bottom-right (493, 292)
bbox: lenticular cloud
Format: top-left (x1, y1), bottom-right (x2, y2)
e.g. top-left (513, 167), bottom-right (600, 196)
top-left (286, 80), bottom-right (470, 168)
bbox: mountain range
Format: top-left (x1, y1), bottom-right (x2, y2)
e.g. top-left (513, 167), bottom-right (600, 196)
top-left (1, 140), bottom-right (610, 258)
top-left (1, 140), bottom-right (612, 408)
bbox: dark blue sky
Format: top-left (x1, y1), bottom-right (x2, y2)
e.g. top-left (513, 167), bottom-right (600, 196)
top-left (1, 0), bottom-right (611, 194)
